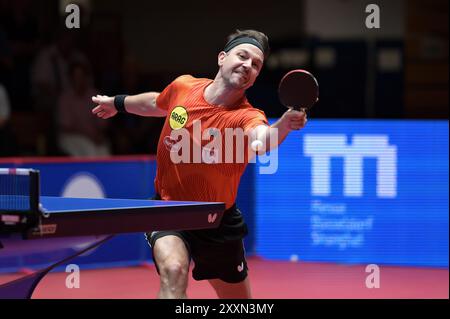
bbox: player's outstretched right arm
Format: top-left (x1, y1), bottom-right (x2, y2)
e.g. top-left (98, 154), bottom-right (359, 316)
top-left (91, 92), bottom-right (167, 119)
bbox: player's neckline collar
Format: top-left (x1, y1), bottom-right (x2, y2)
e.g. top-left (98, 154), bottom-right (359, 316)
top-left (201, 80), bottom-right (247, 109)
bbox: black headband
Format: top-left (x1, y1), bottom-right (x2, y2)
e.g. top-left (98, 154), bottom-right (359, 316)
top-left (223, 36), bottom-right (265, 54)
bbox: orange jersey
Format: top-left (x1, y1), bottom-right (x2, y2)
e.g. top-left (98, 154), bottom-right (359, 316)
top-left (154, 75), bottom-right (268, 209)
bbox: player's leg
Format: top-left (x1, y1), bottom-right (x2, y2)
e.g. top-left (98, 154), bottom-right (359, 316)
top-left (208, 277), bottom-right (252, 299)
top-left (150, 233), bottom-right (190, 298)
top-left (191, 235), bottom-right (251, 298)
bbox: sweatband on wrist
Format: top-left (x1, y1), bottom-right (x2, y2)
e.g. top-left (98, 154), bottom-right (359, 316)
top-left (114, 95), bottom-right (128, 113)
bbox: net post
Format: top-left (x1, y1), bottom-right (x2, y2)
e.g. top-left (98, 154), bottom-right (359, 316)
top-left (29, 169), bottom-right (40, 214)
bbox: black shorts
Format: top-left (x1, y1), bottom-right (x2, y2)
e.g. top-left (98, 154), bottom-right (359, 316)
top-left (145, 195), bottom-right (249, 283)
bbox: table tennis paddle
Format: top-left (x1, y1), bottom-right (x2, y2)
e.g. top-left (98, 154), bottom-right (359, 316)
top-left (278, 69), bottom-right (319, 112)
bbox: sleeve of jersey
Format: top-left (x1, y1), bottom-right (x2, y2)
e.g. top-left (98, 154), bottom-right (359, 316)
top-left (241, 109), bottom-right (269, 132)
top-left (155, 82), bottom-right (175, 111)
top-left (155, 75), bottom-right (190, 111)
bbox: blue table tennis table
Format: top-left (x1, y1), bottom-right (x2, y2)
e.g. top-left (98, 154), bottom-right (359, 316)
top-left (0, 196), bottom-right (225, 299)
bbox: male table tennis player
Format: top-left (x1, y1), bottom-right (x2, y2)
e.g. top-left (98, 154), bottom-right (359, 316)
top-left (92, 29), bottom-right (307, 299)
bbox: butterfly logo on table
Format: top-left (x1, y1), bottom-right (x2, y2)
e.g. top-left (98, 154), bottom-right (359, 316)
top-left (208, 213), bottom-right (217, 223)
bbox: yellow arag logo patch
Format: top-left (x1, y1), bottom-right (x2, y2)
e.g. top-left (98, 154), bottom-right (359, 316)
top-left (169, 106), bottom-right (188, 130)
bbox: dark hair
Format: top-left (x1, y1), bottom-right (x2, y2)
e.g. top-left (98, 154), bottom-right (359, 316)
top-left (225, 29), bottom-right (270, 59)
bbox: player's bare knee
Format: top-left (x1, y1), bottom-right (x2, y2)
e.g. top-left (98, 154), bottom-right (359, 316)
top-left (160, 260), bottom-right (189, 283)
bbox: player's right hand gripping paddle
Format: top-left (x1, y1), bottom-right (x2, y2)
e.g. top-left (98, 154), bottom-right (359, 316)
top-left (278, 69), bottom-right (319, 112)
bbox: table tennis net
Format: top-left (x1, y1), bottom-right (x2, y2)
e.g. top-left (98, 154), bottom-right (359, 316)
top-left (0, 168), bottom-right (39, 212)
